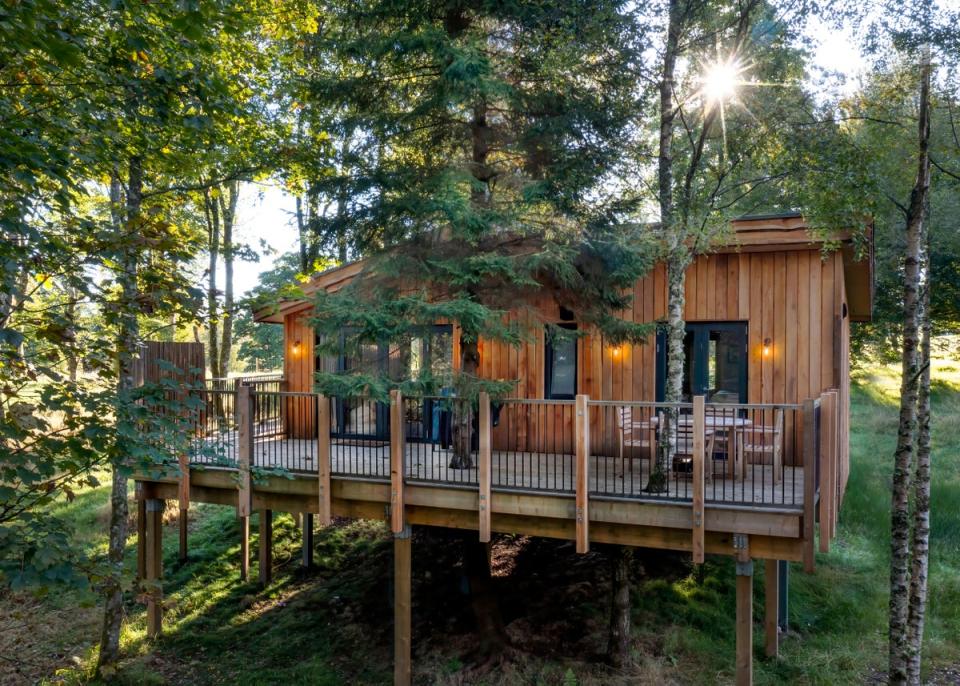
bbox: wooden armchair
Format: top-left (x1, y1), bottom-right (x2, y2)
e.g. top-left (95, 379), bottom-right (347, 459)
top-left (616, 408), bottom-right (659, 474)
top-left (736, 409), bottom-right (784, 483)
top-left (673, 422), bottom-right (716, 482)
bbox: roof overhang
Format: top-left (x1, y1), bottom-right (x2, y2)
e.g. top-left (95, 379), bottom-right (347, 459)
top-left (254, 214), bottom-right (875, 323)
top-left (252, 260), bottom-right (364, 323)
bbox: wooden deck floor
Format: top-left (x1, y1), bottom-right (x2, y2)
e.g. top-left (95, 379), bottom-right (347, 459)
top-left (193, 435), bottom-right (803, 509)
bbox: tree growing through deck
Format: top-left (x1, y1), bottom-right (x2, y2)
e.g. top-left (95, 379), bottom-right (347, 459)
top-left (305, 0), bottom-right (659, 470)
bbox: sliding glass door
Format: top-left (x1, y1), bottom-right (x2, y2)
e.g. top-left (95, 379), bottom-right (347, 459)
top-left (656, 322), bottom-right (747, 403)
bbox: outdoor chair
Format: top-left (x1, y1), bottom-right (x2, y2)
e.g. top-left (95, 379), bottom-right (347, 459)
top-left (735, 408), bottom-right (784, 484)
top-left (616, 408), bottom-right (660, 475)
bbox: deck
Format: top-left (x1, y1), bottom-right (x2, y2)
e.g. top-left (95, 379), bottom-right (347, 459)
top-left (225, 437), bottom-right (805, 509)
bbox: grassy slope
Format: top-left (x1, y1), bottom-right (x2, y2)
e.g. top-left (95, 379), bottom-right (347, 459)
top-left (3, 360), bottom-right (956, 685)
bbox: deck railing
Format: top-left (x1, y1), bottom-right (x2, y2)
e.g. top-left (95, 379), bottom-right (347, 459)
top-left (168, 385), bottom-right (843, 555)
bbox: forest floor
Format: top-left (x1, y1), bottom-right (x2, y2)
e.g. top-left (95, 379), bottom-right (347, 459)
top-left (2, 357), bottom-right (959, 685)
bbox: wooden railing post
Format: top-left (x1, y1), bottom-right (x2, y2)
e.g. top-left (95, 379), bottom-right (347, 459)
top-left (390, 389), bottom-right (405, 534)
top-left (177, 452), bottom-right (190, 562)
top-left (237, 384), bottom-right (252, 519)
top-left (692, 395), bottom-right (706, 564)
top-left (478, 392), bottom-right (492, 543)
top-left (819, 391), bottom-right (836, 553)
top-left (802, 398), bottom-right (817, 573)
top-left (575, 394), bottom-right (590, 554)
top-left (317, 394), bottom-right (332, 526)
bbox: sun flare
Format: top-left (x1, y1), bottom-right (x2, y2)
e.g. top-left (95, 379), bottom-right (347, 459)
top-left (702, 58), bottom-right (742, 103)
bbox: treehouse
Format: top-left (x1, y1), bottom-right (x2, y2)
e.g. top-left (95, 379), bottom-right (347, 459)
top-left (132, 212), bottom-right (873, 686)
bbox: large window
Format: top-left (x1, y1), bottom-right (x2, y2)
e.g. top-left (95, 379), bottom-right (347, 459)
top-left (656, 322), bottom-right (747, 403)
top-left (545, 324), bottom-right (578, 399)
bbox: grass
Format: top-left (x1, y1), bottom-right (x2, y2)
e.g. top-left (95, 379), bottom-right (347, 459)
top-left (2, 357), bottom-right (958, 685)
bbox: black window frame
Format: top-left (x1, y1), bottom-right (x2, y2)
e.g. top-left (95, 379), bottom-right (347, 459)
top-left (545, 323), bottom-right (578, 400)
top-left (655, 321), bottom-right (748, 403)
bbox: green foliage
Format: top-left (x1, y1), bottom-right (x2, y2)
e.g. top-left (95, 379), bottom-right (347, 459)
top-left (303, 1), bottom-right (659, 394)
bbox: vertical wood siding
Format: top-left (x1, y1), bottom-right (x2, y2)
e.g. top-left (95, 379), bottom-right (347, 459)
top-left (282, 249), bottom-right (851, 461)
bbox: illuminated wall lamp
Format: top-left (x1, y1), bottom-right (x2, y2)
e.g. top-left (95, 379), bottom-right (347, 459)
top-left (762, 337), bottom-right (772, 358)
top-left (609, 344), bottom-right (622, 359)
top-left (291, 339), bottom-right (302, 357)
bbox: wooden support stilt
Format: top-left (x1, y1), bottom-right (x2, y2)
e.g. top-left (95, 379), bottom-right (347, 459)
top-left (478, 392), bottom-right (491, 543)
top-left (764, 559), bottom-right (779, 658)
top-left (258, 509), bottom-right (273, 586)
top-left (136, 496), bottom-right (146, 582)
top-left (692, 395), bottom-right (706, 564)
top-left (390, 389), bottom-right (405, 534)
top-left (736, 559), bottom-right (754, 686)
top-left (302, 513), bottom-right (314, 568)
top-left (178, 509), bottom-right (188, 563)
top-left (574, 394), bottom-right (590, 554)
top-left (145, 498), bottom-right (164, 638)
top-left (317, 394), bottom-right (332, 526)
top-left (394, 525), bottom-right (412, 686)
top-left (239, 515), bottom-right (249, 582)
top-left (778, 560), bottom-right (789, 632)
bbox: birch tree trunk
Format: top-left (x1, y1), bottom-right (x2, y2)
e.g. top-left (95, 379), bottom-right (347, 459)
top-left (889, 56), bottom-right (931, 686)
top-left (218, 181), bottom-right (238, 378)
top-left (204, 188), bottom-right (221, 379)
top-left (647, 0), bottom-right (683, 493)
top-left (97, 159), bottom-right (141, 675)
top-left (905, 240), bottom-right (932, 685)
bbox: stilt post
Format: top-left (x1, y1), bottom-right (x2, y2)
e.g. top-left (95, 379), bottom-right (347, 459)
top-left (778, 560), bottom-right (789, 632)
top-left (478, 392), bottom-right (491, 543)
top-left (764, 559), bottom-right (779, 658)
top-left (734, 533), bottom-right (753, 686)
top-left (574, 393), bottom-right (590, 554)
top-left (258, 509), bottom-right (273, 586)
top-left (239, 515), bottom-right (249, 581)
top-left (136, 494), bottom-right (146, 581)
top-left (302, 513), bottom-right (314, 568)
top-left (145, 498), bottom-right (164, 638)
top-left (394, 524), bottom-right (412, 686)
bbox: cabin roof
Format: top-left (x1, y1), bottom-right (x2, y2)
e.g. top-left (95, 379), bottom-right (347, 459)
top-left (253, 215), bottom-right (874, 324)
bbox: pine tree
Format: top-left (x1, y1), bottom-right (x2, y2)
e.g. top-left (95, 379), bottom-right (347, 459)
top-left (306, 0), bottom-right (656, 468)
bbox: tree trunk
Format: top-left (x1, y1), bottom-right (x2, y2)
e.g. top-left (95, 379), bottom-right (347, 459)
top-left (607, 546), bottom-right (633, 667)
top-left (905, 241), bottom-right (932, 685)
top-left (449, 337), bottom-right (479, 469)
top-left (463, 538), bottom-right (507, 661)
top-left (204, 188), bottom-right (221, 379)
top-left (97, 159), bottom-right (142, 675)
top-left (218, 181), bottom-right (238, 378)
top-left (889, 56), bottom-right (931, 686)
top-left (647, 0), bottom-right (683, 493)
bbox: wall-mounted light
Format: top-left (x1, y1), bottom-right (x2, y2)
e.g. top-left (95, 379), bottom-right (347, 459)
top-left (762, 337), bottom-right (772, 358)
top-left (609, 344), bottom-right (622, 359)
top-left (291, 339), bottom-right (302, 357)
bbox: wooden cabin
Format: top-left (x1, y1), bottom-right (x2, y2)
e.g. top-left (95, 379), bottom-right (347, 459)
top-left (134, 212), bottom-right (872, 686)
top-left (258, 212), bottom-right (871, 466)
